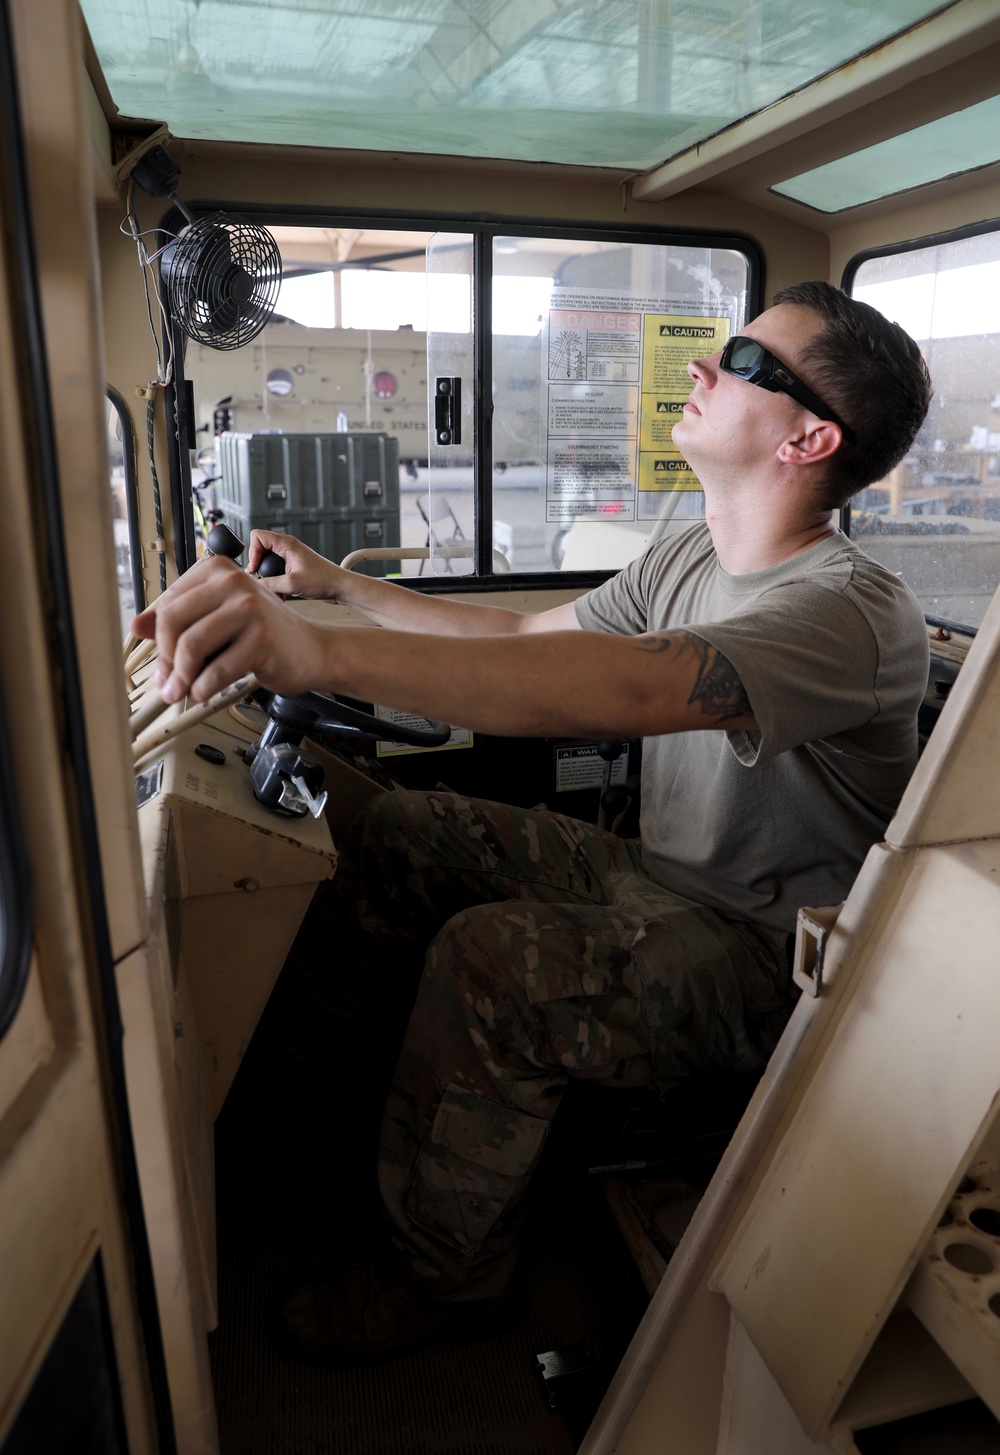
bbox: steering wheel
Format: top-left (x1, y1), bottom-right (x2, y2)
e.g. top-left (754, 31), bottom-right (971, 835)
top-left (253, 688), bottom-right (452, 747)
top-left (131, 525), bottom-right (456, 761)
top-left (200, 526), bottom-right (453, 748)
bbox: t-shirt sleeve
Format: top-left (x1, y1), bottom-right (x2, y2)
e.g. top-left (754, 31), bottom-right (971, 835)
top-left (688, 581), bottom-right (882, 765)
top-left (574, 556), bottom-right (649, 635)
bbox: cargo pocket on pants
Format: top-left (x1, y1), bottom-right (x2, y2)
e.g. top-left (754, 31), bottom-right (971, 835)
top-left (404, 1082), bottom-right (548, 1255)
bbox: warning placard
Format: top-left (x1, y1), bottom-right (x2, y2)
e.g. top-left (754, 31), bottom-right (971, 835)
top-left (637, 314), bottom-right (730, 493)
top-left (641, 316), bottom-right (730, 394)
top-left (554, 744), bottom-right (628, 793)
top-left (540, 293), bottom-right (735, 521)
top-left (548, 309), bottom-right (641, 383)
top-left (640, 397), bottom-right (686, 451)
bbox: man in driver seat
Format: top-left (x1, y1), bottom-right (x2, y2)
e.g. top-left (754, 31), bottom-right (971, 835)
top-left (134, 281), bottom-right (932, 1360)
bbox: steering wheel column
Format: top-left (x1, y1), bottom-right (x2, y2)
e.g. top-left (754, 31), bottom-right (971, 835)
top-left (246, 724), bottom-right (329, 818)
top-left (243, 688), bottom-right (452, 817)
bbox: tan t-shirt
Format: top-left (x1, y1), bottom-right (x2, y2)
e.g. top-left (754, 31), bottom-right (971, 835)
top-left (574, 525), bottom-right (929, 934)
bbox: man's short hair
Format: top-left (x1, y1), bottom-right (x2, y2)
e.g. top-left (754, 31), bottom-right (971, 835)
top-left (772, 280), bottom-right (932, 511)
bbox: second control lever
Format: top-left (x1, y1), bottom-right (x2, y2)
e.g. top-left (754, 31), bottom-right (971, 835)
top-left (206, 521), bottom-right (286, 579)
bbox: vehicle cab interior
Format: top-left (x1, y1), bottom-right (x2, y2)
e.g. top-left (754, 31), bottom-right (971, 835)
top-left (2, 1), bottom-right (1000, 1452)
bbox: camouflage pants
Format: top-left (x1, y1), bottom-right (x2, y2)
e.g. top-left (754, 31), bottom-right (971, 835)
top-left (334, 789), bottom-right (793, 1301)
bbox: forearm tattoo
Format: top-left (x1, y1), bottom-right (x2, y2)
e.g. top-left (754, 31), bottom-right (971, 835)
top-left (635, 629), bottom-right (753, 722)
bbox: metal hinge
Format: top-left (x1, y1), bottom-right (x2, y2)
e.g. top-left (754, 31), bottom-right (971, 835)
top-left (434, 377), bottom-right (462, 445)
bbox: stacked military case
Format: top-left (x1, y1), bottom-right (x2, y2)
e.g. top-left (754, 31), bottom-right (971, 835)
top-left (215, 431), bottom-right (400, 576)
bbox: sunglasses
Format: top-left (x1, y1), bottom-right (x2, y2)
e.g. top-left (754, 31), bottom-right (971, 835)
top-left (719, 336), bottom-right (857, 446)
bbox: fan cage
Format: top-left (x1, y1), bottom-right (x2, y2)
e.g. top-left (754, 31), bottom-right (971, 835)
top-left (162, 214), bottom-right (282, 351)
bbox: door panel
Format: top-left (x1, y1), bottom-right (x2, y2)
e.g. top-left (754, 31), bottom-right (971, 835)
top-left (427, 231), bottom-right (477, 575)
top-left (0, 0), bottom-right (171, 1447)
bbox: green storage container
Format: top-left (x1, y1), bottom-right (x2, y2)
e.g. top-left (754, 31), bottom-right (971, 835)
top-left (215, 430), bottom-right (401, 576)
top-left (219, 502), bottom-right (399, 578)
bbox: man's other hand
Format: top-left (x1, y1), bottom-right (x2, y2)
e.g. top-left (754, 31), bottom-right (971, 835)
top-left (248, 529), bottom-right (347, 602)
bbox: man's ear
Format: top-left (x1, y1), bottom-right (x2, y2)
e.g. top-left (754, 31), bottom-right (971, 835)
top-left (777, 420), bottom-right (843, 467)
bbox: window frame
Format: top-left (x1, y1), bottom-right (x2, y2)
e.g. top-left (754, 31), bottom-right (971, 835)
top-left (163, 204), bottom-right (763, 592)
top-left (842, 215), bottom-right (1000, 636)
top-left (0, 665), bottom-right (31, 1041)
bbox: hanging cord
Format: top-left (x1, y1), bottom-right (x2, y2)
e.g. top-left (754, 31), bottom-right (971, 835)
top-left (146, 394), bottom-right (167, 593)
top-left (122, 177), bottom-right (179, 595)
top-left (120, 178), bottom-right (177, 387)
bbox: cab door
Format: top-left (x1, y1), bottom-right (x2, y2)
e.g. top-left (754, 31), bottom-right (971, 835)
top-left (0, 0), bottom-right (172, 1448)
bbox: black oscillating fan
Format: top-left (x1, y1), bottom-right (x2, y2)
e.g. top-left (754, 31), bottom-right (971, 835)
top-left (161, 216), bottom-right (282, 349)
top-left (130, 143), bottom-right (282, 350)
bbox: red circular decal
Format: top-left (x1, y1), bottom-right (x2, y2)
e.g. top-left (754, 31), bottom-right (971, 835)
top-left (373, 371), bottom-right (398, 399)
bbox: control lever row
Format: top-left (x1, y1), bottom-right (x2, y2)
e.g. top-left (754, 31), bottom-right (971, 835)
top-left (204, 522), bottom-right (453, 816)
top-left (205, 521), bottom-right (286, 578)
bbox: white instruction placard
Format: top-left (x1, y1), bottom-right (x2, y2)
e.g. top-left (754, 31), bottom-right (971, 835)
top-left (374, 707), bottom-right (473, 758)
top-left (548, 383), bottom-right (639, 436)
top-left (543, 290), bottom-right (734, 524)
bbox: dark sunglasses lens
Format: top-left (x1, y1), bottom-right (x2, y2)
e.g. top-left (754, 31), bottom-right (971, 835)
top-left (725, 337), bottom-right (765, 374)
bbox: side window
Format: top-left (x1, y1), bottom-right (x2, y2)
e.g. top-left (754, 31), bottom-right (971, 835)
top-left (846, 226), bottom-right (1000, 628)
top-left (486, 235), bottom-right (751, 575)
top-left (177, 221), bottom-right (757, 584)
top-left (106, 388), bottom-right (143, 633)
top-left (184, 226), bottom-right (443, 581)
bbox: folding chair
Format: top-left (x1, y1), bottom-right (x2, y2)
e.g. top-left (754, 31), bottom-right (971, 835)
top-left (415, 493), bottom-right (465, 574)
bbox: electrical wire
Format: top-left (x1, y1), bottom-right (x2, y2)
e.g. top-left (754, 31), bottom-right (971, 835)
top-left (121, 178), bottom-right (176, 387)
top-left (122, 177), bottom-right (179, 595)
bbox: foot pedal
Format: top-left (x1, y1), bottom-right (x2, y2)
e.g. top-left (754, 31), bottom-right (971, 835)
top-left (535, 1344), bottom-right (602, 1413)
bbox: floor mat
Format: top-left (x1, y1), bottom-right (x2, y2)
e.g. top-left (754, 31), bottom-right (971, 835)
top-left (210, 1216), bottom-right (630, 1454)
top-left (209, 967), bottom-right (647, 1454)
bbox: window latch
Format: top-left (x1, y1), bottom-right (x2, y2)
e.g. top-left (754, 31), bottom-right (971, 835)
top-left (434, 377), bottom-right (462, 445)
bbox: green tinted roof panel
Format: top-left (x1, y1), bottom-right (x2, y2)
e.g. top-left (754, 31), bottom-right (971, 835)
top-left (82, 0), bottom-right (952, 169)
top-left (773, 93), bottom-right (1000, 211)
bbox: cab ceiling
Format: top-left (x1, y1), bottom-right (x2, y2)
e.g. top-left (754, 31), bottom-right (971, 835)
top-left (81, 0), bottom-right (954, 174)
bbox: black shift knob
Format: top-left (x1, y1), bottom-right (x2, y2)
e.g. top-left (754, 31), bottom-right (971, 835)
top-left (206, 522), bottom-right (244, 560)
top-left (257, 550), bottom-right (286, 578)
